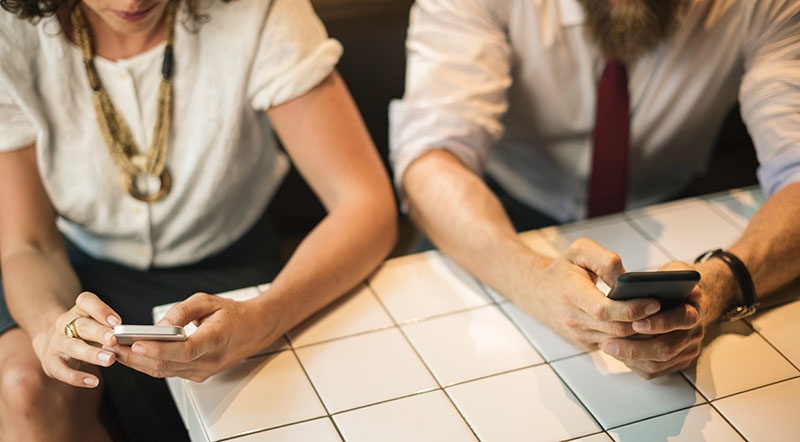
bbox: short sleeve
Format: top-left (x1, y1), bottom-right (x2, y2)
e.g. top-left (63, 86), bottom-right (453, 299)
top-left (0, 84), bottom-right (36, 151)
top-left (740, 0), bottom-right (800, 196)
top-left (247, 0), bottom-right (343, 109)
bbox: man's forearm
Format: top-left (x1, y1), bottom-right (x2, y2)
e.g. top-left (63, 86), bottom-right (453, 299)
top-left (695, 183), bottom-right (800, 323)
top-left (403, 150), bottom-right (552, 309)
top-left (730, 182), bottom-right (800, 297)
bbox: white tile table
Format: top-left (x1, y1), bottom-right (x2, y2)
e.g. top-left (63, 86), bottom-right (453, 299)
top-left (153, 186), bottom-right (800, 442)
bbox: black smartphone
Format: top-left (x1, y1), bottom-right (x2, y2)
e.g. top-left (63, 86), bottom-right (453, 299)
top-left (607, 270), bottom-right (700, 309)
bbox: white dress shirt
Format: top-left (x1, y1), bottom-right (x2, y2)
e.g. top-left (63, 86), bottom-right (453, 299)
top-left (390, 0), bottom-right (800, 222)
top-left (0, 0), bottom-right (342, 269)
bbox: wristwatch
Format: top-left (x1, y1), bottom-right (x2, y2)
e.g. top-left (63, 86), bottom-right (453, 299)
top-left (695, 249), bottom-right (759, 321)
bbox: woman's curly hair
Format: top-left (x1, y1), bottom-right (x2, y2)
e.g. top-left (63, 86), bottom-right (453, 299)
top-left (0, 0), bottom-right (231, 30)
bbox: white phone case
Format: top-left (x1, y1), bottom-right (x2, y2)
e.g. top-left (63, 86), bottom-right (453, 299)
top-left (114, 325), bottom-right (187, 345)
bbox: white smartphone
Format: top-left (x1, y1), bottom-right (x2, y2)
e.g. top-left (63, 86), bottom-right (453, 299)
top-left (113, 325), bottom-right (187, 345)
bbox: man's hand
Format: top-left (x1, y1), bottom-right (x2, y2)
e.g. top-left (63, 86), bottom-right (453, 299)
top-left (526, 238), bottom-right (666, 350)
top-left (598, 261), bottom-right (705, 379)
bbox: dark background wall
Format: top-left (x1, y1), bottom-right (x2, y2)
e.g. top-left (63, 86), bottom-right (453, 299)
top-left (268, 0), bottom-right (413, 256)
top-left (269, 0), bottom-right (759, 257)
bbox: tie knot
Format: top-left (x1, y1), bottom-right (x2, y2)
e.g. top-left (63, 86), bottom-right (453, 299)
top-left (604, 58), bottom-right (627, 77)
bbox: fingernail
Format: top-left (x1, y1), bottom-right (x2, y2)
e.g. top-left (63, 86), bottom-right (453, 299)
top-left (132, 344), bottom-right (145, 355)
top-left (104, 332), bottom-right (114, 344)
top-left (645, 303), bottom-right (660, 315)
top-left (98, 351), bottom-right (112, 363)
top-left (603, 343), bottom-right (618, 356)
top-left (107, 316), bottom-right (120, 326)
top-left (84, 377), bottom-right (99, 387)
top-left (633, 319), bottom-right (651, 332)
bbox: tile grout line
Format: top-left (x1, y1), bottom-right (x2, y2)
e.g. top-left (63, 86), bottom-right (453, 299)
top-left (372, 261), bottom-right (605, 440)
top-left (709, 374), bottom-right (800, 403)
top-left (626, 190), bottom-right (772, 441)
top-left (213, 415), bottom-right (339, 442)
top-left (599, 403), bottom-right (715, 436)
top-left (286, 340), bottom-right (348, 442)
top-left (621, 212), bottom-right (680, 263)
top-left (744, 312), bottom-right (800, 374)
top-left (388, 302), bottom-right (497, 328)
top-left (706, 401), bottom-right (750, 441)
top-left (476, 237), bottom-right (614, 441)
top-left (327, 387), bottom-right (441, 416)
top-left (364, 279), bottom-right (484, 441)
top-left (706, 374), bottom-right (800, 442)
top-left (216, 342), bottom-right (347, 441)
top-left (289, 323), bottom-right (398, 350)
top-left (623, 204), bottom-right (751, 440)
top-left (560, 430), bottom-right (610, 441)
top-left (542, 357), bottom-right (610, 437)
top-left (705, 197), bottom-right (751, 232)
top-left (490, 303), bottom-right (608, 438)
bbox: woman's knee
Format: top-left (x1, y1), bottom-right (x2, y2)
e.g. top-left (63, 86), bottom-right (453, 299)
top-left (0, 349), bottom-right (56, 414)
top-left (0, 331), bottom-right (110, 442)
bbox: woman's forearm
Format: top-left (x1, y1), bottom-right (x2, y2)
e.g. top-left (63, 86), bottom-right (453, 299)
top-left (3, 244), bottom-right (81, 338)
top-left (251, 196), bottom-right (396, 340)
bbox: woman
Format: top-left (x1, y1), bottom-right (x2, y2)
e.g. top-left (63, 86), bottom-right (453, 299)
top-left (0, 0), bottom-right (397, 440)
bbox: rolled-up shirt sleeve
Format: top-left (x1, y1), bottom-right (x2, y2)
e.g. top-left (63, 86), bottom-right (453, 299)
top-left (389, 0), bottom-right (512, 203)
top-left (740, 0), bottom-right (800, 196)
top-left (248, 0), bottom-right (343, 110)
top-left (0, 85), bottom-right (36, 151)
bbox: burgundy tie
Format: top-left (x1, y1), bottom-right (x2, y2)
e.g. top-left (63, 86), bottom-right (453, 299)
top-left (587, 59), bottom-right (630, 218)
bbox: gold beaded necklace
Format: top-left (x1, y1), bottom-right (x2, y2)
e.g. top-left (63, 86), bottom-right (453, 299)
top-left (70, 1), bottom-right (177, 203)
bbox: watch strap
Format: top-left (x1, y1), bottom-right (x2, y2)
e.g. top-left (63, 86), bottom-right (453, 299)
top-left (695, 249), bottom-right (758, 321)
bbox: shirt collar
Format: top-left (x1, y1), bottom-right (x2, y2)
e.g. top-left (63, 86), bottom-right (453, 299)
top-left (558, 0), bottom-right (585, 27)
top-left (534, 0), bottom-right (586, 48)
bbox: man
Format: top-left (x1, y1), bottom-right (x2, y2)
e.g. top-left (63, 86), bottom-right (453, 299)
top-left (390, 0), bottom-right (800, 378)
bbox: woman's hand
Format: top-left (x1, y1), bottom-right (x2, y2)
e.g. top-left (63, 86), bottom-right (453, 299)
top-left (32, 292), bottom-right (120, 388)
top-left (112, 293), bottom-right (277, 382)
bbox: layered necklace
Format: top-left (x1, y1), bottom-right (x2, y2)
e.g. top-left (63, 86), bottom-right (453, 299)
top-left (70, 1), bottom-right (178, 203)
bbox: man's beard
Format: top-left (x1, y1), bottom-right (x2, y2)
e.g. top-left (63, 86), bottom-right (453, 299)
top-left (577, 0), bottom-right (688, 62)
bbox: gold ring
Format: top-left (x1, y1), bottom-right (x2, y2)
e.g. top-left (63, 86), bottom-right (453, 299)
top-left (64, 318), bottom-right (80, 339)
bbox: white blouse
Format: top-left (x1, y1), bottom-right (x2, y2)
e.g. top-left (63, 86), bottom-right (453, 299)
top-left (0, 0), bottom-right (343, 269)
top-left (390, 0), bottom-right (800, 222)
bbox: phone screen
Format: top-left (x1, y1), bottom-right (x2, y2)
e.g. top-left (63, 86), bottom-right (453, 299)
top-left (607, 270), bottom-right (700, 308)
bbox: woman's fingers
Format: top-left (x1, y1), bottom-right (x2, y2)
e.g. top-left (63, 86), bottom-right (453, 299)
top-left (48, 357), bottom-right (103, 388)
top-left (74, 291), bottom-right (121, 327)
top-left (60, 323), bottom-right (116, 367)
top-left (64, 315), bottom-right (116, 347)
top-left (44, 336), bottom-right (111, 388)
